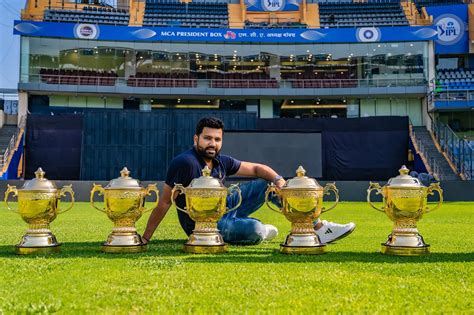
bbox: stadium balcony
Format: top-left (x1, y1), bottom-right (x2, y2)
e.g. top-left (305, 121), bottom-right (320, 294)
top-left (143, 0), bottom-right (228, 28)
top-left (127, 73), bottom-right (197, 88)
top-left (39, 69), bottom-right (118, 86)
top-left (43, 6), bottom-right (129, 25)
top-left (208, 73), bottom-right (278, 88)
top-left (319, 2), bottom-right (409, 28)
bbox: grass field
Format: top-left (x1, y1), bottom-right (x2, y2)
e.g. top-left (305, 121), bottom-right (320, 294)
top-left (0, 202), bottom-right (472, 314)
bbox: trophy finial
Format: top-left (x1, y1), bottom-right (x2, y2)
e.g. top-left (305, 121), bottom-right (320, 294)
top-left (120, 167), bottom-right (130, 178)
top-left (399, 165), bottom-right (409, 175)
top-left (202, 166), bottom-right (211, 177)
top-left (296, 166), bottom-right (306, 177)
top-left (34, 167), bottom-right (45, 179)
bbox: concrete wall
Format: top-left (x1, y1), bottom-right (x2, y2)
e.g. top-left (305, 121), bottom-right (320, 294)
top-left (1, 180), bottom-right (472, 202)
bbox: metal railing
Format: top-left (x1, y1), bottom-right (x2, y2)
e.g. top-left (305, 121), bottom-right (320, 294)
top-left (432, 120), bottom-right (473, 180)
top-left (25, 73), bottom-right (427, 89)
top-left (0, 116), bottom-right (26, 174)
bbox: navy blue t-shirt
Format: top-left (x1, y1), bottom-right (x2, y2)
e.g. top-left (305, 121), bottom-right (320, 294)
top-left (165, 147), bottom-right (241, 235)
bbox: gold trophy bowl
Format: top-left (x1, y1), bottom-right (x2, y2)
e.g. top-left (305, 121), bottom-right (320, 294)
top-left (4, 167), bottom-right (74, 255)
top-left (90, 167), bottom-right (159, 253)
top-left (172, 166), bottom-right (242, 254)
top-left (265, 166), bottom-right (339, 255)
top-left (367, 165), bottom-right (443, 256)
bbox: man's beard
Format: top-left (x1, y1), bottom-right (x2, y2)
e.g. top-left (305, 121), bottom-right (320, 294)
top-left (196, 144), bottom-right (219, 160)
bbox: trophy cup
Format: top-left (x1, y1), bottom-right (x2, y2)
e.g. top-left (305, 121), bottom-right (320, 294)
top-left (171, 166), bottom-right (242, 254)
top-left (90, 167), bottom-right (159, 253)
top-left (4, 167), bottom-right (74, 255)
top-left (367, 165), bottom-right (443, 256)
top-left (265, 166), bottom-right (339, 254)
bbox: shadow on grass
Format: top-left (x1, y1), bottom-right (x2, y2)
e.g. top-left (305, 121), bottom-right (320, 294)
top-left (0, 240), bottom-right (472, 263)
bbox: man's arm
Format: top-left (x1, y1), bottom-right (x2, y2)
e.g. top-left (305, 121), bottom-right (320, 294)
top-left (142, 183), bottom-right (173, 243)
top-left (235, 161), bottom-right (285, 188)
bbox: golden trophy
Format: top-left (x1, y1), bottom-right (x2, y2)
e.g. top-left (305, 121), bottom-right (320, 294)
top-left (90, 167), bottom-right (159, 253)
top-left (4, 167), bottom-right (74, 255)
top-left (367, 165), bottom-right (443, 256)
top-left (265, 166), bottom-right (339, 254)
top-left (171, 166), bottom-right (242, 254)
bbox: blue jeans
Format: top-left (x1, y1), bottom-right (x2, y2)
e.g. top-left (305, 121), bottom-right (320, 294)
top-left (217, 179), bottom-right (279, 245)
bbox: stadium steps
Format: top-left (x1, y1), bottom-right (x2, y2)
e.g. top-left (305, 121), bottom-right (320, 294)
top-left (0, 125), bottom-right (18, 159)
top-left (412, 126), bottom-right (460, 181)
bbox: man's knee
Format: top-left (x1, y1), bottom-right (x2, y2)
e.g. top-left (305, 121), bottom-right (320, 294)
top-left (222, 218), bottom-right (266, 246)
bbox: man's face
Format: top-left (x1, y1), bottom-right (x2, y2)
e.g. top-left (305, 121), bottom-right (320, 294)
top-left (194, 127), bottom-right (223, 160)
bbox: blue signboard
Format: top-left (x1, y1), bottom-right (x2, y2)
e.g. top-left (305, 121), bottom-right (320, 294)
top-left (245, 0), bottom-right (302, 12)
top-left (13, 20), bottom-right (437, 43)
top-left (426, 4), bottom-right (468, 54)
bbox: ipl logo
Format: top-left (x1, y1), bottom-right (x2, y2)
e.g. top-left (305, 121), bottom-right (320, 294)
top-left (262, 0), bottom-right (285, 12)
top-left (74, 24), bottom-right (99, 39)
top-left (435, 15), bottom-right (464, 45)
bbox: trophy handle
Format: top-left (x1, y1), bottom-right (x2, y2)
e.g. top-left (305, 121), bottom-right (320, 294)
top-left (264, 184), bottom-right (283, 214)
top-left (4, 185), bottom-right (19, 213)
top-left (226, 184), bottom-right (242, 212)
top-left (171, 184), bottom-right (188, 214)
top-left (426, 182), bottom-right (443, 213)
top-left (321, 182), bottom-right (339, 213)
top-left (57, 185), bottom-right (75, 214)
top-left (143, 184), bottom-right (160, 213)
top-left (367, 182), bottom-right (385, 212)
top-left (90, 184), bottom-right (106, 213)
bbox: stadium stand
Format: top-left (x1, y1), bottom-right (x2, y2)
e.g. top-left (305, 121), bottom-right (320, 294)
top-left (436, 69), bottom-right (474, 91)
top-left (414, 0), bottom-right (463, 10)
top-left (143, 0), bottom-right (229, 28)
top-left (319, 1), bottom-right (409, 28)
top-left (43, 6), bottom-right (129, 25)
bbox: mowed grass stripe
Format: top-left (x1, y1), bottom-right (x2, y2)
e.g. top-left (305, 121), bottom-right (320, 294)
top-left (0, 202), bottom-right (472, 313)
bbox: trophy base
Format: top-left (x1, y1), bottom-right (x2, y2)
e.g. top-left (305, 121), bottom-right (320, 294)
top-left (15, 231), bottom-right (61, 255)
top-left (381, 232), bottom-right (430, 256)
top-left (381, 244), bottom-right (430, 256)
top-left (280, 233), bottom-right (326, 255)
top-left (280, 244), bottom-right (326, 255)
top-left (15, 244), bottom-right (61, 255)
top-left (183, 243), bottom-right (228, 254)
top-left (102, 244), bottom-right (148, 254)
top-left (102, 231), bottom-right (147, 253)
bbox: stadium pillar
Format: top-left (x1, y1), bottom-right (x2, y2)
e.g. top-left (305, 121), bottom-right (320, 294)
top-left (18, 92), bottom-right (28, 127)
top-left (259, 99), bottom-right (273, 118)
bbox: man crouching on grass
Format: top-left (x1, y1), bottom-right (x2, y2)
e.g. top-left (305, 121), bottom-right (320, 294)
top-left (142, 117), bottom-right (355, 245)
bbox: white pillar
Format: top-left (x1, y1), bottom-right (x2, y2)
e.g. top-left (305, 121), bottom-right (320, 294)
top-left (259, 99), bottom-right (273, 118)
top-left (18, 91), bottom-right (28, 127)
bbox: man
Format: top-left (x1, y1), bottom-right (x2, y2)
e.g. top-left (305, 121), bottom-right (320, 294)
top-left (142, 117), bottom-right (355, 245)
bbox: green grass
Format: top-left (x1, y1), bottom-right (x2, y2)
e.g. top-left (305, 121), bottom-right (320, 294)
top-left (0, 202), bottom-right (473, 314)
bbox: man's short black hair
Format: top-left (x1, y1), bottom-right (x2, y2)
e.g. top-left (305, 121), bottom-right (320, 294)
top-left (195, 117), bottom-right (225, 135)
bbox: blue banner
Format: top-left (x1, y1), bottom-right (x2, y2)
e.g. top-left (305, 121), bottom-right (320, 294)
top-left (13, 20), bottom-right (437, 43)
top-left (426, 4), bottom-right (468, 54)
top-left (245, 0), bottom-right (302, 12)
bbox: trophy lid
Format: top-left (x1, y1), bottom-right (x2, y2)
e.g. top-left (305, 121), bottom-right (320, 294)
top-left (283, 166), bottom-right (322, 189)
top-left (22, 167), bottom-right (57, 191)
top-left (188, 166), bottom-right (224, 189)
top-left (386, 165), bottom-right (423, 187)
top-left (106, 167), bottom-right (142, 189)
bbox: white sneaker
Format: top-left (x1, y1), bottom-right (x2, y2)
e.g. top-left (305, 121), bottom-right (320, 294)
top-left (263, 224), bottom-right (278, 241)
top-left (315, 220), bottom-right (355, 244)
